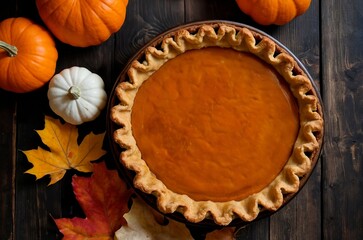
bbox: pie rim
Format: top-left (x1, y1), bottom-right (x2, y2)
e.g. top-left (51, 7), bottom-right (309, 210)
top-left (110, 22), bottom-right (324, 226)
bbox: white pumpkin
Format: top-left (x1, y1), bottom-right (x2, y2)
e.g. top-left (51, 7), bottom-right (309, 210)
top-left (47, 66), bottom-right (107, 125)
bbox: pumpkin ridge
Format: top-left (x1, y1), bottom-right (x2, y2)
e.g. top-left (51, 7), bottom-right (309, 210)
top-left (293, 0), bottom-right (311, 15)
top-left (276, 0), bottom-right (297, 25)
top-left (16, 57), bottom-right (47, 87)
top-left (17, 38), bottom-right (54, 58)
top-left (76, 71), bottom-right (92, 86)
top-left (17, 49), bottom-right (55, 78)
top-left (41, 0), bottom-right (68, 20)
top-left (9, 18), bottom-right (33, 46)
top-left (8, 18), bottom-right (17, 44)
top-left (79, 93), bottom-right (106, 109)
top-left (271, 0), bottom-right (280, 25)
top-left (59, 70), bottom-right (72, 89)
top-left (36, 0), bottom-right (59, 14)
top-left (81, 0), bottom-right (112, 36)
top-left (292, 0), bottom-right (299, 13)
top-left (99, 1), bottom-right (125, 20)
top-left (4, 61), bottom-right (14, 90)
top-left (19, 50), bottom-right (56, 63)
top-left (74, 100), bottom-right (88, 123)
top-left (64, 1), bottom-right (82, 33)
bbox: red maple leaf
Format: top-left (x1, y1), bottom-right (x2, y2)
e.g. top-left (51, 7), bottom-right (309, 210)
top-left (54, 161), bottom-right (133, 239)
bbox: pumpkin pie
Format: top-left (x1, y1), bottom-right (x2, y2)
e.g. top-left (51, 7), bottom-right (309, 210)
top-left (110, 22), bottom-right (323, 226)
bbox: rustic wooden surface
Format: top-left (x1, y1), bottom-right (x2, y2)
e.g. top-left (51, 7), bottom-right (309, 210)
top-left (0, 0), bottom-right (362, 239)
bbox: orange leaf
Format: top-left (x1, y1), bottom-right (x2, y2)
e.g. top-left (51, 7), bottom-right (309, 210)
top-left (55, 161), bottom-right (133, 239)
top-left (23, 116), bottom-right (106, 185)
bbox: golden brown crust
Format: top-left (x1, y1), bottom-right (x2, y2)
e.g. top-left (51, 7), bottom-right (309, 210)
top-left (110, 23), bottom-right (324, 225)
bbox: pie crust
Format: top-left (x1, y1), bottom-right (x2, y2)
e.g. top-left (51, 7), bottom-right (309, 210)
top-left (110, 22), bottom-right (324, 226)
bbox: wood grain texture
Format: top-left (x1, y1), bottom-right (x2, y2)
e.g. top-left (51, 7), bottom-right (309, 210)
top-left (0, 91), bottom-right (16, 240)
top-left (322, 0), bottom-right (363, 239)
top-left (114, 0), bottom-right (185, 69)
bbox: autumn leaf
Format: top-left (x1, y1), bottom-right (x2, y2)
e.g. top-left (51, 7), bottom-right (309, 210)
top-left (55, 161), bottom-right (133, 239)
top-left (115, 197), bottom-right (194, 240)
top-left (23, 116), bottom-right (106, 185)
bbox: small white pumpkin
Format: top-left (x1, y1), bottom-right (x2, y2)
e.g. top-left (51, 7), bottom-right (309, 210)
top-left (48, 66), bottom-right (107, 125)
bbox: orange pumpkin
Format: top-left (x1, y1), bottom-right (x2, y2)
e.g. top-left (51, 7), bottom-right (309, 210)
top-left (36, 0), bottom-right (129, 47)
top-left (236, 0), bottom-right (311, 25)
top-left (0, 17), bottom-right (58, 93)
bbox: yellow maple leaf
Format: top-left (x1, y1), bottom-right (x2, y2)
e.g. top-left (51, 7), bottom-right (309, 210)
top-left (23, 116), bottom-right (106, 185)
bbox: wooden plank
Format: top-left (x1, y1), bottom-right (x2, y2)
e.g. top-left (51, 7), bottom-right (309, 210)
top-left (114, 0), bottom-right (185, 69)
top-left (270, 0), bottom-right (322, 239)
top-left (0, 91), bottom-right (16, 240)
top-left (321, 0), bottom-right (363, 239)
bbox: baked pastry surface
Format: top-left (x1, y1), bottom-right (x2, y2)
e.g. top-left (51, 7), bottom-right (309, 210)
top-left (110, 23), bottom-right (324, 225)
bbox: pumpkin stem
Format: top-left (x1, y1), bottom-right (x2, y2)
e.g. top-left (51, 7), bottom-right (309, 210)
top-left (68, 86), bottom-right (81, 99)
top-left (0, 40), bottom-right (18, 57)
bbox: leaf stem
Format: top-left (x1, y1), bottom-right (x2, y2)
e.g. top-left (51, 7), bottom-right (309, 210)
top-left (0, 40), bottom-right (18, 57)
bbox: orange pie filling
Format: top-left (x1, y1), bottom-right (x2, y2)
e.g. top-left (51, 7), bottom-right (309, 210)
top-left (131, 47), bottom-right (299, 202)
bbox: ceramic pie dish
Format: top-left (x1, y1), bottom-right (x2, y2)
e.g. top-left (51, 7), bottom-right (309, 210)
top-left (108, 21), bottom-right (324, 226)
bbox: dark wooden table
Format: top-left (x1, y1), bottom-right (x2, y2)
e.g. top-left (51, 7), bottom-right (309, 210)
top-left (1, 0), bottom-right (362, 239)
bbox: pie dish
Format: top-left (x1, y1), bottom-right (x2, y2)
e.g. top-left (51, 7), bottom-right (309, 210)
top-left (109, 21), bottom-right (324, 226)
